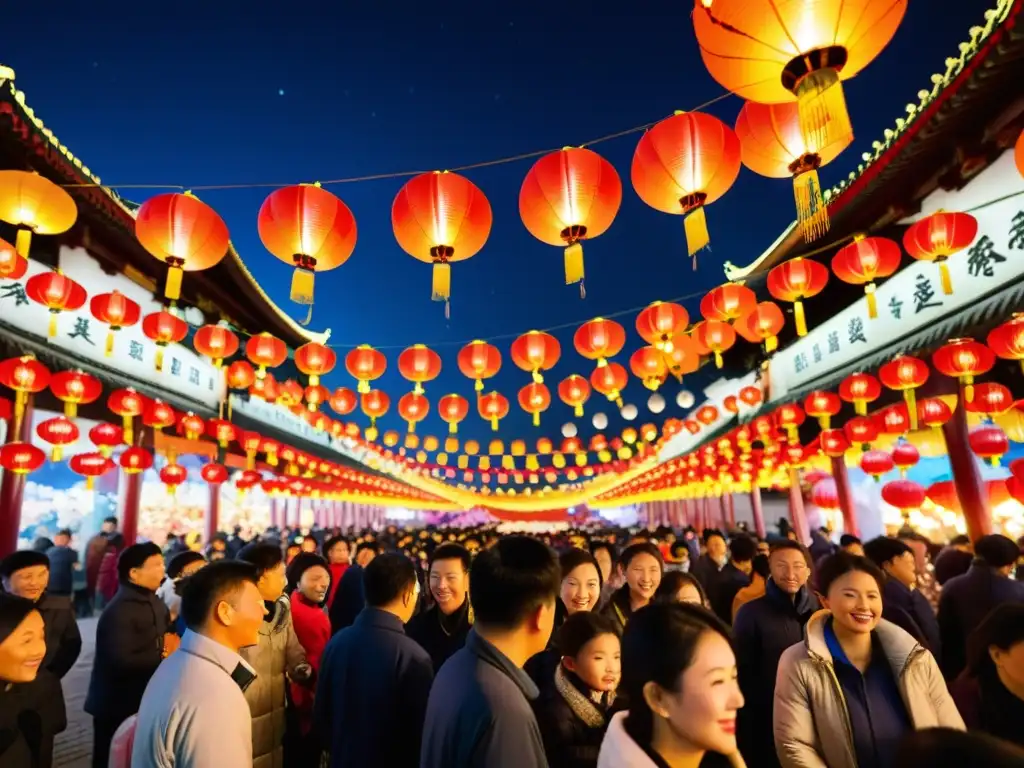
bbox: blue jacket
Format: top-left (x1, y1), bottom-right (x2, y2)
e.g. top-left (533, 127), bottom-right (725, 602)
top-left (881, 578), bottom-right (941, 663)
top-left (315, 608), bottom-right (434, 768)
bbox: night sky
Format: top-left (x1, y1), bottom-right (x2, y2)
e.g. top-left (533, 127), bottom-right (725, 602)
top-left (3, 2), bottom-right (996, 453)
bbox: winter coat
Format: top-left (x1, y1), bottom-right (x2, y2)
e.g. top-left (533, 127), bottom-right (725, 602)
top-left (328, 565), bottom-right (365, 635)
top-left (535, 666), bottom-right (612, 768)
top-left (85, 583), bottom-right (169, 727)
top-left (950, 667), bottom-right (1024, 748)
top-left (406, 598), bottom-right (473, 673)
top-left (96, 547), bottom-right (121, 603)
top-left (731, 577), bottom-right (765, 623)
top-left (774, 610), bottom-right (964, 768)
top-left (288, 593), bottom-right (330, 735)
top-left (880, 577), bottom-right (941, 662)
top-left (35, 595), bottom-right (81, 736)
top-left (691, 553), bottom-right (724, 595)
top-left (240, 597), bottom-right (309, 768)
top-left (710, 562), bottom-right (750, 625)
top-left (596, 712), bottom-right (735, 768)
top-left (325, 563), bottom-right (348, 609)
top-left (0, 682), bottom-right (44, 768)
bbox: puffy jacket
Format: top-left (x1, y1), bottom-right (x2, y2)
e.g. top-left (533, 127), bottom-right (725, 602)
top-left (240, 597), bottom-right (310, 768)
top-left (774, 610), bottom-right (964, 768)
top-left (535, 666), bottom-right (612, 768)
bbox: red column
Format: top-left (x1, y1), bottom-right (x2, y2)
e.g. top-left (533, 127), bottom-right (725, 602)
top-left (942, 400), bottom-right (992, 541)
top-left (788, 467), bottom-right (810, 546)
top-left (723, 494), bottom-right (736, 529)
top-left (121, 471), bottom-right (143, 547)
top-left (204, 482), bottom-right (220, 543)
top-left (750, 485), bottom-right (766, 539)
top-left (830, 456), bottom-right (860, 538)
top-left (0, 400), bottom-right (33, 557)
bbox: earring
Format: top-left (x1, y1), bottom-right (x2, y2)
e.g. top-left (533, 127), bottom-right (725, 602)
top-left (659, 710), bottom-right (670, 719)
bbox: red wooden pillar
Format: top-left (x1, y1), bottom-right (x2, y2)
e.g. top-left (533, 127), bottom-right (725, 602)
top-left (787, 467), bottom-right (810, 546)
top-left (830, 456), bottom-right (860, 538)
top-left (121, 471), bottom-right (143, 547)
top-left (942, 399), bottom-right (992, 541)
top-left (750, 485), bottom-right (766, 539)
top-left (0, 399), bottom-right (33, 557)
top-left (204, 482), bottom-right (220, 543)
top-left (724, 494), bottom-right (736, 529)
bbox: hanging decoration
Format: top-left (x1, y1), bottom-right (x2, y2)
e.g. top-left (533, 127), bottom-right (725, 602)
top-left (590, 362), bottom-right (629, 407)
top-left (878, 355), bottom-right (929, 431)
top-left (25, 270), bottom-right (87, 338)
top-left (630, 346), bottom-right (669, 391)
top-left (831, 236), bottom-right (902, 318)
top-left (329, 387), bottom-right (357, 416)
top-left (119, 446), bottom-right (153, 475)
top-left (635, 301), bottom-right (689, 353)
top-left (142, 399), bottom-right (176, 432)
top-left (478, 391), bottom-right (510, 431)
top-left (69, 453), bottom-right (113, 490)
top-left (89, 291), bottom-right (141, 356)
top-left (804, 391), bottom-right (841, 430)
top-left (519, 147), bottom-right (622, 294)
top-left (438, 394), bottom-right (469, 434)
top-left (881, 478), bottom-right (926, 518)
top-left (360, 389), bottom-right (390, 440)
top-left (107, 387), bottom-right (145, 445)
top-left (246, 333), bottom-right (288, 380)
top-left (88, 423), bottom-right (122, 458)
top-left (193, 324), bottom-right (240, 368)
top-left (36, 416), bottom-right (79, 461)
top-left (932, 338), bottom-right (994, 402)
top-left (692, 319), bottom-right (736, 368)
top-left (0, 442), bottom-right (46, 475)
top-left (392, 171), bottom-right (492, 317)
top-left (345, 344), bottom-right (387, 394)
top-left (903, 211), bottom-right (978, 295)
top-left (970, 424), bottom-right (1009, 466)
top-left (178, 412), bottom-right (206, 441)
top-left (891, 443), bottom-right (920, 477)
top-left (0, 354), bottom-right (50, 436)
top-left (398, 344), bottom-right (442, 395)
top-left (201, 462), bottom-right (230, 485)
top-left (574, 318), bottom-right (626, 368)
top-left (700, 282), bottom-right (756, 324)
top-left (0, 170), bottom-right (77, 257)
top-left (860, 450), bottom-right (895, 482)
top-left (457, 340), bottom-right (502, 393)
top-left (987, 315), bottom-right (1024, 373)
top-left (49, 369), bottom-right (101, 419)
top-left (294, 341), bottom-right (337, 387)
top-left (558, 374), bottom-right (592, 417)
top-left (398, 392), bottom-right (430, 433)
top-left (518, 382), bottom-right (552, 427)
top-left (838, 372), bottom-right (881, 416)
top-left (511, 331), bottom-right (561, 384)
top-left (766, 257), bottom-right (828, 337)
top-left (735, 302), bottom-right (785, 353)
top-left (0, 237), bottom-right (27, 279)
top-left (227, 361), bottom-right (256, 391)
top-left (141, 309), bottom-right (188, 372)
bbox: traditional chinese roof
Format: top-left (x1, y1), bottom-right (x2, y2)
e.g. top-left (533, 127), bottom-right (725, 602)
top-left (724, 0), bottom-right (1024, 281)
top-left (0, 68), bottom-right (327, 349)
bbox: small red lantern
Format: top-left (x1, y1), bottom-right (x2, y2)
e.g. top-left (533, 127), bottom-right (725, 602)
top-left (329, 387), bottom-right (357, 416)
top-left (398, 344), bottom-right (442, 395)
top-left (590, 363), bottom-right (629, 407)
top-left (0, 237), bottom-right (26, 280)
top-left (107, 388), bottom-right (144, 445)
top-left (119, 446), bottom-right (153, 475)
top-left (881, 478), bottom-right (926, 516)
top-left (804, 390), bottom-right (841, 430)
top-left (635, 301), bottom-right (689, 352)
top-left (738, 386), bottom-right (763, 408)
top-left (193, 324), bottom-right (240, 368)
top-left (932, 338), bottom-right (994, 402)
top-left (575, 318), bottom-right (627, 368)
top-left (0, 442), bottom-right (46, 475)
top-left (25, 270), bottom-right (87, 337)
top-left (838, 372), bottom-right (881, 416)
top-left (966, 382), bottom-right (1013, 417)
top-left (206, 418), bottom-right (238, 449)
top-left (259, 438), bottom-right (280, 467)
top-left (831, 236), bottom-right (902, 319)
top-left (360, 390), bottom-right (391, 438)
top-left (511, 331), bottom-right (561, 384)
top-left (201, 462), bottom-right (229, 485)
top-left (891, 442), bottom-right (920, 477)
top-left (811, 479), bottom-right (840, 510)
top-left (249, 373), bottom-right (278, 402)
top-left (88, 423), bottom-right (122, 458)
top-left (345, 345), bottom-right (387, 394)
top-left (860, 450), bottom-right (894, 482)
top-left (304, 384), bottom-right (329, 412)
top-left (295, 341), bottom-right (337, 387)
top-left (49, 369), bottom-right (102, 419)
top-left (142, 399), bottom-right (176, 431)
top-left (141, 310), bottom-right (189, 372)
top-left (245, 333), bottom-right (288, 380)
top-left (0, 355), bottom-right (50, 436)
top-left (969, 424), bottom-right (1009, 466)
top-left (69, 452), bottom-right (113, 490)
top-left (692, 320), bottom-right (736, 369)
top-left (695, 405), bottom-right (719, 426)
top-left (917, 398), bottom-right (952, 431)
top-left (398, 392), bottom-right (430, 433)
top-left (774, 403), bottom-right (805, 442)
top-left (518, 382), bottom-right (552, 427)
top-left (226, 360), bottom-right (256, 391)
top-left (876, 404), bottom-right (911, 436)
top-left (457, 341), bottom-right (501, 392)
top-left (723, 395), bottom-right (739, 414)
top-left (766, 257), bottom-right (828, 337)
top-left (903, 211), bottom-right (977, 295)
top-left (558, 375), bottom-right (591, 417)
top-left (276, 379), bottom-right (303, 408)
top-left (438, 394), bottom-right (469, 434)
top-left (89, 291), bottom-right (141, 356)
top-left (987, 314), bottom-right (1024, 374)
top-left (178, 411), bottom-right (205, 441)
top-left (630, 346), bottom-right (668, 391)
top-left (926, 480), bottom-right (961, 513)
top-left (160, 463), bottom-right (188, 493)
top-left (820, 428), bottom-right (850, 458)
top-left (36, 416), bottom-right (79, 461)
top-left (735, 301), bottom-right (785, 352)
top-left (879, 355), bottom-right (929, 431)
top-left (478, 391), bottom-right (510, 431)
top-left (240, 432), bottom-right (261, 469)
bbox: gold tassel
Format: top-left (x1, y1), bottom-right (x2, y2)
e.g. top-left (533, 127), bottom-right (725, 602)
top-left (475, 379), bottom-right (483, 392)
top-left (574, 404), bottom-right (583, 417)
top-left (123, 416), bottom-right (134, 446)
top-left (48, 313), bottom-right (58, 338)
top-left (963, 377), bottom-right (975, 404)
top-left (155, 347), bottom-right (165, 372)
top-left (683, 207), bottom-right (709, 258)
top-left (818, 416), bottom-right (830, 430)
top-left (765, 335), bottom-right (778, 353)
top-left (432, 262), bottom-right (451, 303)
top-left (865, 284), bottom-right (878, 319)
top-left (290, 268), bottom-right (315, 305)
top-left (51, 446), bottom-right (62, 462)
top-left (714, 350), bottom-right (723, 368)
top-left (795, 68), bottom-right (853, 155)
top-left (532, 370), bottom-right (543, 384)
top-left (904, 389), bottom-right (918, 431)
top-left (938, 262), bottom-right (953, 295)
top-left (358, 380), bottom-right (369, 394)
top-left (533, 412), bottom-right (540, 427)
top-left (15, 228), bottom-right (31, 258)
top-left (407, 420), bottom-right (416, 434)
top-left (793, 169), bottom-right (829, 242)
top-left (449, 422), bottom-right (457, 435)
top-left (105, 330), bottom-right (115, 357)
top-left (491, 417), bottom-right (498, 431)
top-left (86, 477), bottom-right (95, 491)
top-left (413, 382), bottom-right (424, 395)
top-left (65, 402), bottom-right (77, 419)
top-left (794, 300), bottom-right (808, 337)
top-left (564, 243), bottom-right (584, 285)
top-left (165, 264), bottom-right (183, 301)
top-left (855, 401), bottom-right (867, 416)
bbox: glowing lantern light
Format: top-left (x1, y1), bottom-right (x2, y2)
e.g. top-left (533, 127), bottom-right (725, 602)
top-left (636, 303), bottom-right (689, 357)
top-left (804, 390), bottom-right (841, 430)
top-left (160, 463), bottom-right (188, 493)
top-left (397, 392), bottom-right (430, 433)
top-left (831, 236), bottom-right (902, 318)
top-left (511, 331), bottom-right (561, 384)
top-left (838, 372), bottom-right (881, 416)
top-left (631, 111), bottom-right (741, 258)
top-left (701, 283), bottom-right (756, 324)
top-left (0, 442), bottom-right (46, 475)
top-left (891, 442), bottom-right (920, 477)
top-left (89, 291), bottom-right (141, 356)
top-left (201, 463), bottom-right (230, 485)
top-left (392, 171), bottom-right (492, 316)
top-left (245, 333), bottom-right (288, 380)
top-left (723, 396), bottom-right (739, 414)
top-left (881, 478), bottom-right (926, 517)
top-left (738, 386), bottom-right (762, 408)
top-left (457, 341), bottom-right (501, 393)
top-left (518, 382), bottom-right (552, 427)
top-left (141, 310), bottom-right (188, 372)
top-left (360, 390), bottom-right (390, 441)
top-left (329, 387), bottom-right (357, 416)
top-left (69, 452), bottom-right (113, 490)
top-left (774, 403), bottom-right (805, 443)
top-left (0, 237), bottom-right (27, 279)
top-left (478, 391), bottom-right (510, 432)
top-left (811, 479), bottom-right (840, 510)
top-left (735, 302), bottom-right (785, 353)
top-left (294, 341), bottom-right (337, 387)
top-left (820, 428), bottom-right (850, 458)
top-left (879, 355), bottom-right (929, 431)
top-left (178, 412), bottom-right (205, 441)
top-left (970, 424), bottom-right (1009, 466)
top-left (135, 192), bottom-right (229, 301)
top-left (142, 399), bottom-right (176, 432)
top-left (903, 211), bottom-right (978, 295)
top-left (345, 344), bottom-right (387, 394)
top-left (25, 270), bottom-right (87, 338)
top-left (692, 320), bottom-right (736, 368)
top-left (558, 375), bottom-right (591, 417)
top-left (860, 450), bottom-right (894, 482)
top-left (966, 382), bottom-right (1013, 417)
top-left (590, 363), bottom-right (629, 408)
top-left (206, 418), bottom-right (238, 450)
top-left (119, 446), bottom-right (153, 475)
top-left (0, 171), bottom-right (77, 257)
top-left (987, 314), bottom-right (1024, 374)
top-left (36, 416), bottom-right (79, 461)
top-left (665, 336), bottom-right (701, 380)
top-left (88, 423), bottom-right (122, 458)
top-left (105, 388), bottom-right (143, 446)
top-left (932, 338), bottom-right (994, 402)
top-left (629, 346), bottom-right (668, 391)
top-left (574, 318), bottom-right (626, 368)
top-left (695, 405), bottom-right (719, 426)
top-left (193, 324), bottom-right (239, 368)
top-left (398, 344), bottom-right (442, 395)
top-left (917, 398), bottom-right (952, 432)
top-left (437, 394), bottom-right (469, 435)
top-left (276, 379), bottom-right (303, 408)
top-left (519, 147), bottom-right (622, 293)
top-left (876, 404), bottom-right (911, 436)
top-left (926, 480), bottom-right (960, 513)
top-left (766, 257), bottom-right (828, 337)
top-left (49, 369), bottom-right (101, 419)
top-left (259, 438), bottom-right (281, 467)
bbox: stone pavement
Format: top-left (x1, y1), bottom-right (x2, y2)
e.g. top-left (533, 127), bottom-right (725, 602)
top-left (54, 617), bottom-right (96, 768)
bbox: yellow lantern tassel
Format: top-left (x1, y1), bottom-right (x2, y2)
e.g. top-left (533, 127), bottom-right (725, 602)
top-left (991, 456), bottom-right (1000, 467)
top-left (407, 420), bottom-right (416, 434)
top-left (903, 389), bottom-right (918, 431)
top-left (48, 312), bottom-right (58, 338)
top-left (615, 396), bottom-right (623, 408)
top-left (574, 404), bottom-right (583, 417)
top-left (246, 452), bottom-right (255, 470)
top-left (865, 283), bottom-right (878, 319)
top-left (792, 168), bottom-right (829, 242)
top-left (64, 402), bottom-right (77, 419)
top-left (12, 391), bottom-right (26, 435)
top-left (105, 330), bottom-right (115, 357)
top-left (122, 415), bottom-right (134, 446)
top-left (357, 380), bottom-right (369, 394)
top-left (165, 263), bottom-right (183, 301)
top-left (155, 347), bottom-right (165, 372)
top-left (794, 300), bottom-right (808, 337)
top-left (818, 416), bottom-right (830, 430)
top-left (683, 206), bottom-right (709, 259)
top-left (413, 382), bottom-right (424, 395)
top-left (533, 412), bottom-right (540, 427)
top-left (290, 267), bottom-right (315, 305)
top-left (532, 370), bottom-right (543, 384)
top-left (855, 401), bottom-right (867, 416)
top-left (99, 445), bottom-right (112, 459)
top-left (714, 350), bottom-right (723, 368)
top-left (963, 376), bottom-right (975, 403)
top-left (938, 262), bottom-right (953, 295)
top-left (564, 242), bottom-right (584, 286)
top-left (267, 452), bottom-right (278, 467)
top-left (765, 335), bottom-right (778, 353)
top-left (449, 422), bottom-right (457, 435)
top-left (51, 446), bottom-right (62, 462)
top-left (474, 379), bottom-right (483, 392)
top-left (432, 262), bottom-right (451, 303)
top-left (491, 417), bottom-right (498, 431)
top-left (795, 68), bottom-right (853, 155)
top-left (15, 228), bottom-right (32, 257)
top-left (86, 476), bottom-right (95, 491)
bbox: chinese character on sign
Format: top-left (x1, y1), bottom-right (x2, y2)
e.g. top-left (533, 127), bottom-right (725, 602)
top-left (913, 274), bottom-right (942, 313)
top-left (170, 358), bottom-right (182, 377)
top-left (1010, 212), bottom-right (1024, 251)
top-left (812, 343), bottom-right (822, 363)
top-left (0, 282), bottom-right (29, 306)
top-left (889, 296), bottom-right (903, 320)
top-left (188, 367), bottom-right (200, 386)
top-left (827, 331), bottom-right (840, 355)
top-left (129, 341), bottom-right (144, 362)
top-left (848, 318), bottom-right (867, 345)
top-left (966, 235), bottom-right (1008, 277)
top-left (794, 352), bottom-right (809, 374)
top-left (67, 317), bottom-right (95, 346)
top-left (208, 377), bottom-right (214, 391)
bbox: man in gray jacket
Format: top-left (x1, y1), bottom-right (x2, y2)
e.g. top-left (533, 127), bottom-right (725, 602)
top-left (420, 536), bottom-right (561, 768)
top-left (132, 560), bottom-right (268, 768)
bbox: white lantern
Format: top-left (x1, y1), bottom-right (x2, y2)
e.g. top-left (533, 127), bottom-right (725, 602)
top-left (647, 393), bottom-right (666, 414)
top-left (676, 390), bottom-right (695, 408)
top-left (561, 422), bottom-right (578, 438)
top-left (621, 404), bottom-right (638, 421)
top-left (592, 412), bottom-right (608, 430)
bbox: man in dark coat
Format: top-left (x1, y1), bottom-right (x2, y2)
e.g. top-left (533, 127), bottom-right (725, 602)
top-left (709, 535), bottom-right (755, 625)
top-left (84, 542), bottom-right (174, 768)
top-left (420, 536), bottom-right (561, 768)
top-left (328, 542), bottom-right (379, 635)
top-left (406, 543), bottom-right (473, 671)
top-left (733, 540), bottom-right (819, 768)
top-left (690, 529), bottom-right (727, 596)
top-left (864, 536), bottom-right (942, 659)
top-left (315, 553), bottom-right (433, 768)
top-left (939, 534), bottom-right (1024, 680)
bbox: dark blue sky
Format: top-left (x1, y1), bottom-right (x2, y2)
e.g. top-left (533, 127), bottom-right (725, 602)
top-left (4, 2), bottom-right (995, 452)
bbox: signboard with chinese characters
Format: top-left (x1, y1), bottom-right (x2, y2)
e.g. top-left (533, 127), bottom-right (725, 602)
top-left (0, 246), bottom-right (224, 410)
top-left (768, 150), bottom-right (1024, 401)
top-left (230, 394), bottom-right (334, 449)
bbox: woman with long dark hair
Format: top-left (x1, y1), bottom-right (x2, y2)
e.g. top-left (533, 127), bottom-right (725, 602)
top-left (602, 543), bottom-right (663, 635)
top-left (654, 571), bottom-right (710, 609)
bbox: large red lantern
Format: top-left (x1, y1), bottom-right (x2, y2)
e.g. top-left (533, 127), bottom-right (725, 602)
top-left (519, 147), bottom-right (622, 292)
top-left (36, 416), bottom-right (79, 462)
top-left (398, 345), bottom-right (442, 395)
top-left (635, 301), bottom-right (689, 352)
top-left (258, 184), bottom-right (357, 307)
top-left (119, 446), bottom-right (153, 475)
top-left (511, 331), bottom-right (561, 384)
top-left (141, 310), bottom-right (188, 372)
top-left (0, 237), bottom-right (27, 280)
top-left (692, 320), bottom-right (736, 369)
top-left (820, 428), bottom-right (850, 458)
top-left (967, 382), bottom-right (1013, 417)
top-left (0, 442), bottom-right (46, 475)
top-left (838, 372), bottom-right (881, 416)
top-left (89, 291), bottom-right (141, 356)
top-left (738, 386), bottom-right (763, 408)
top-left (226, 360), bottom-right (256, 391)
top-left (774, 403), bottom-right (805, 442)
top-left (206, 418), bottom-right (238, 450)
top-left (159, 463), bottom-right (188, 493)
top-left (25, 271), bottom-right (87, 338)
top-left (360, 390), bottom-right (390, 438)
top-left (735, 302), bottom-right (785, 352)
top-left (108, 387), bottom-right (144, 445)
top-left (135, 192), bottom-right (229, 300)
top-left (590, 363), bottom-right (629, 408)
top-left (766, 257), bottom-right (828, 337)
top-left (891, 442), bottom-right (920, 477)
top-left (0, 355), bottom-right (49, 436)
top-left (970, 424), bottom-right (1009, 466)
top-left (245, 333), bottom-right (288, 380)
top-left (294, 341), bottom-right (337, 387)
top-left (700, 283), bottom-right (756, 324)
top-left (0, 171), bottom-right (77, 258)
top-left (69, 452), bottom-right (113, 490)
top-left (49, 369), bottom-right (101, 419)
top-left (878, 355), bottom-right (929, 431)
top-left (987, 314), bottom-right (1024, 374)
top-left (345, 345), bottom-right (387, 394)
top-left (932, 338), bottom-right (994, 402)
top-left (201, 462), bottom-right (230, 485)
top-left (558, 375), bottom-right (591, 417)
top-left (917, 398), bottom-right (952, 431)
top-left (438, 394), bottom-right (469, 434)
top-left (142, 399), bottom-right (176, 431)
top-left (478, 391), bottom-right (510, 431)
top-left (329, 387), bottom-right (357, 416)
top-left (518, 382), bottom-right (552, 427)
top-left (631, 111), bottom-right (741, 258)
top-left (881, 479), bottom-right (926, 516)
top-left (903, 211), bottom-right (978, 295)
top-left (860, 450), bottom-right (894, 482)
top-left (392, 171), bottom-right (492, 316)
top-left (804, 391), bottom-right (841, 430)
top-left (193, 324), bottom-right (239, 368)
top-left (177, 411), bottom-right (205, 441)
top-left (630, 347), bottom-right (668, 391)
top-left (831, 236), bottom-right (902, 318)
top-left (574, 318), bottom-right (626, 367)
top-left (926, 480), bottom-right (961, 513)
top-left (457, 341), bottom-right (501, 392)
top-left (88, 423), bottom-right (122, 458)
top-left (398, 392), bottom-right (430, 433)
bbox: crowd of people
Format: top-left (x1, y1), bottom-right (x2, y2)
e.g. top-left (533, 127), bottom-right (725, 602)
top-left (3, 515), bottom-right (1024, 767)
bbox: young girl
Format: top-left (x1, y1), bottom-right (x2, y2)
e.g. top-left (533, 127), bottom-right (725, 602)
top-left (603, 542), bottom-right (664, 634)
top-left (537, 612), bottom-right (621, 768)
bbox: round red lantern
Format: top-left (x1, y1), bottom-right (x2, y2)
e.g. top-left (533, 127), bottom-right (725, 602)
top-left (107, 387), bottom-right (144, 445)
top-left (303, 384), bottom-right (329, 412)
top-left (69, 452), bottom-right (113, 490)
top-left (360, 390), bottom-right (391, 437)
top-left (878, 355), bottom-right (929, 431)
top-left (249, 373), bottom-right (277, 402)
top-left (692, 320), bottom-right (736, 369)
top-left (590, 363), bottom-right (629, 407)
top-left (141, 310), bottom-right (188, 372)
top-left (860, 450), bottom-right (894, 482)
top-left (831, 236), bottom-right (902, 318)
top-left (631, 111), bottom-right (741, 258)
top-left (478, 391), bottom-right (510, 431)
top-left (876, 404), bottom-right (911, 436)
top-left (881, 478), bottom-right (926, 516)
top-left (0, 171), bottom-right (77, 258)
top-left (557, 375), bottom-right (591, 417)
top-left (119, 446), bottom-right (153, 475)
top-left (329, 387), bottom-right (357, 416)
top-left (519, 147), bottom-right (622, 292)
top-left (723, 395), bottom-right (739, 414)
top-left (903, 211), bottom-right (978, 295)
top-left (49, 369), bottom-right (101, 419)
top-left (36, 416), bottom-right (79, 461)
top-left (245, 333), bottom-right (288, 380)
top-left (574, 318), bottom-right (626, 367)
top-left (511, 331), bottom-right (561, 384)
top-left (967, 382), bottom-right (1013, 417)
top-left (735, 302), bottom-right (785, 352)
top-left (178, 411), bottom-right (205, 441)
top-left (701, 283), bottom-right (756, 323)
top-left (766, 257), bottom-right (828, 337)
top-left (295, 341), bottom-right (337, 387)
top-left (838, 372), bottom-right (881, 416)
top-left (25, 270), bottom-right (87, 337)
top-left (142, 399), bottom-right (176, 431)
top-left (206, 418), bottom-right (238, 450)
top-left (392, 171), bottom-right (492, 316)
top-left (804, 390), bottom-right (841, 430)
top-left (88, 423), bottom-right (122, 458)
top-left (0, 355), bottom-right (50, 436)
top-left (987, 314), bottom-right (1024, 374)
top-left (630, 347), bottom-right (668, 391)
top-left (457, 341), bottom-right (501, 392)
top-left (193, 324), bottom-right (239, 368)
top-left (89, 291), bottom-right (141, 356)
top-left (437, 394), bottom-right (469, 435)
top-left (970, 424), bottom-right (1009, 466)
top-left (932, 338), bottom-right (994, 402)
top-left (201, 462), bottom-right (229, 485)
top-left (398, 345), bottom-right (442, 395)
top-left (0, 237), bottom-right (26, 280)
top-left (695, 405), bottom-right (719, 427)
top-left (891, 442), bottom-right (920, 477)
top-left (811, 479), bottom-right (840, 510)
top-left (635, 301), bottom-right (689, 353)
top-left (738, 386), bottom-right (763, 408)
top-left (0, 442), bottom-right (46, 475)
top-left (226, 360), bottom-right (255, 391)
top-left (345, 345), bottom-right (387, 394)
top-left (926, 480), bottom-right (961, 513)
top-left (917, 398), bottom-right (952, 431)
top-left (398, 392), bottom-right (430, 433)
top-left (820, 428), bottom-right (850, 458)
top-left (518, 382), bottom-right (552, 427)
top-left (160, 463), bottom-right (188, 493)
top-left (774, 403), bottom-right (805, 443)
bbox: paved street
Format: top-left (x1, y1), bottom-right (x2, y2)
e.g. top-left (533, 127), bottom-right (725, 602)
top-left (54, 617), bottom-right (96, 768)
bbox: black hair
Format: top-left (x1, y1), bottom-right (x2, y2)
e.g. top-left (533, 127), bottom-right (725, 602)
top-left (237, 542), bottom-right (285, 578)
top-left (0, 550), bottom-right (49, 579)
top-left (670, 541), bottom-right (690, 559)
top-left (966, 603), bottom-right (1024, 677)
top-left (654, 571), bottom-right (709, 608)
top-left (469, 536), bottom-right (560, 630)
top-left (559, 548), bottom-right (604, 590)
top-left (56, 528), bottom-right (72, 538)
top-left (0, 593), bottom-right (38, 645)
top-left (620, 603), bottom-right (733, 747)
top-left (166, 551), bottom-right (206, 580)
top-left (103, 516), bottom-right (118, 526)
top-left (974, 534), bottom-right (1022, 569)
top-left (363, 553), bottom-right (417, 608)
top-left (769, 539), bottom-right (807, 558)
top-left (750, 554), bottom-right (770, 580)
top-left (322, 536), bottom-right (350, 557)
top-left (702, 529), bottom-right (725, 545)
top-left (558, 611), bottom-right (620, 658)
top-left (117, 542), bottom-right (162, 583)
top-left (179, 560), bottom-right (259, 631)
top-left (949, 534), bottom-right (971, 547)
top-left (839, 534), bottom-right (862, 548)
top-left (356, 541), bottom-right (380, 556)
top-left (816, 552), bottom-right (885, 595)
top-left (863, 536), bottom-right (913, 569)
top-left (728, 535), bottom-right (757, 563)
top-left (428, 543), bottom-right (471, 573)
top-left (107, 533), bottom-right (125, 551)
top-left (619, 542), bottom-right (664, 570)
top-left (285, 553), bottom-right (331, 599)
top-left (893, 728), bottom-right (1024, 768)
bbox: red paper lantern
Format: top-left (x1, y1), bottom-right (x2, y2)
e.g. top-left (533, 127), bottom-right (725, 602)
top-left (519, 147), bottom-right (622, 291)
top-left (239, 432), bottom-right (262, 469)
top-left (695, 405), bottom-right (719, 426)
top-left (193, 324), bottom-right (239, 368)
top-left (820, 428), bottom-right (850, 458)
top-left (25, 270), bottom-right (87, 337)
top-left (967, 382), bottom-right (1013, 417)
top-left (294, 342), bottom-right (337, 387)
top-left (0, 442), bottom-right (46, 475)
top-left (574, 318), bottom-right (626, 367)
top-left (141, 310), bottom-right (189, 372)
top-left (259, 438), bottom-right (281, 467)
top-left (511, 331), bottom-right (561, 384)
top-left (160, 463), bottom-right (188, 492)
top-left (302, 384), bottom-right (328, 412)
top-left (36, 416), bottom-right (79, 461)
top-left (89, 291), bottom-right (141, 356)
top-left (360, 390), bottom-right (391, 437)
top-left (590, 363), bottom-right (629, 408)
top-left (630, 347), bottom-right (668, 391)
top-left (831, 236), bottom-right (902, 318)
top-left (206, 418), bottom-right (238, 450)
top-left (457, 341), bottom-right (501, 392)
top-left (692, 320), bottom-right (736, 369)
top-left (345, 345), bottom-right (387, 394)
top-left (248, 373), bottom-right (277, 402)
top-left (932, 338), bottom-right (994, 402)
top-left (635, 301), bottom-right (689, 352)
top-left (478, 391), bottom-right (510, 431)
top-left (738, 386), bottom-right (763, 408)
top-left (438, 394), bottom-right (469, 434)
top-left (891, 442), bottom-right (920, 476)
top-left (766, 257), bottom-right (828, 337)
top-left (987, 314), bottom-right (1024, 374)
top-left (557, 375), bottom-right (591, 418)
top-left (804, 390), bottom-right (841, 430)
top-left (811, 479), bottom-right (840, 510)
top-left (903, 211), bottom-right (978, 295)
top-left (177, 412), bottom-right (205, 441)
top-left (49, 369), bottom-right (101, 419)
top-left (876, 404), bottom-right (911, 436)
top-left (107, 388), bottom-right (144, 445)
top-left (723, 396), bottom-right (739, 414)
top-left (119, 446), bottom-right (153, 475)
top-left (142, 399), bottom-right (176, 431)
top-left (225, 360), bottom-right (255, 391)
top-left (917, 398), bottom-right (952, 430)
top-left (860, 450), bottom-right (894, 481)
top-left (277, 379), bottom-right (303, 408)
top-left (398, 392), bottom-right (430, 433)
top-left (201, 462), bottom-right (229, 485)
top-left (878, 355), bottom-right (929, 431)
top-left (69, 452), bottom-right (113, 489)
top-left (258, 184), bottom-right (357, 306)
top-left (0, 237), bottom-right (26, 279)
top-left (329, 387), bottom-right (357, 416)
top-left (518, 382), bottom-right (552, 427)
top-left (88, 423), bottom-right (122, 458)
top-left (392, 171), bottom-right (492, 315)
top-left (926, 480), bottom-right (960, 513)
top-left (701, 283), bottom-right (756, 323)
top-left (398, 345), bottom-right (442, 395)
top-left (246, 333), bottom-right (288, 380)
top-left (631, 111), bottom-right (741, 257)
top-left (735, 302), bottom-right (785, 352)
top-left (774, 403), bottom-right (805, 442)
top-left (881, 478), bottom-right (926, 515)
top-left (970, 424), bottom-right (1009, 466)
top-left (838, 372), bottom-right (881, 416)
